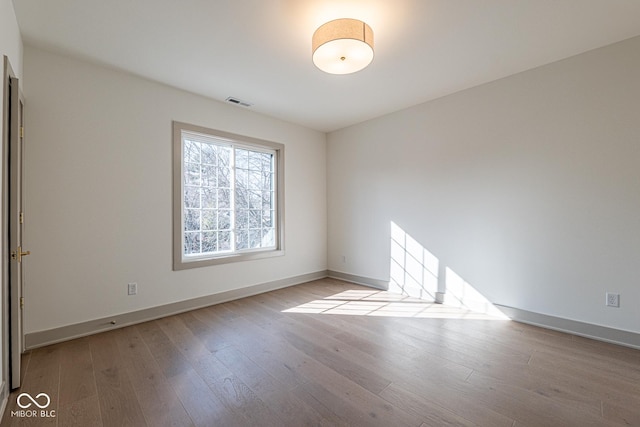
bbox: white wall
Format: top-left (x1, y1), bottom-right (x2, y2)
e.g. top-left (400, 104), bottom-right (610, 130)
top-left (328, 36), bottom-right (640, 333)
top-left (0, 0), bottom-right (23, 80)
top-left (22, 46), bottom-right (327, 334)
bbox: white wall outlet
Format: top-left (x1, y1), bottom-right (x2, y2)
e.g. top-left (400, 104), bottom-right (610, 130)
top-left (606, 292), bottom-right (619, 307)
top-left (341, 255), bottom-right (346, 263)
top-left (128, 282), bottom-right (138, 296)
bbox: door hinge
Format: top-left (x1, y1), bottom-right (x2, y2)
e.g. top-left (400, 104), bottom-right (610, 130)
top-left (20, 297), bottom-right (24, 309)
top-left (20, 127), bottom-right (24, 139)
top-left (20, 212), bottom-right (24, 224)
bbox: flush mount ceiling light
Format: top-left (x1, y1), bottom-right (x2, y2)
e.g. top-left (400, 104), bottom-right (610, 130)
top-left (312, 18), bottom-right (374, 75)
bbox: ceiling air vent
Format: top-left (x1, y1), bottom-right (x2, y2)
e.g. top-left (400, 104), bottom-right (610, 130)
top-left (225, 97), bottom-right (253, 107)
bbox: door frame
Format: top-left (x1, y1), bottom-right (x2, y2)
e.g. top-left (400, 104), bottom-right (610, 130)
top-left (1, 55), bottom-right (13, 409)
top-left (8, 68), bottom-right (24, 390)
top-left (2, 55), bottom-right (24, 395)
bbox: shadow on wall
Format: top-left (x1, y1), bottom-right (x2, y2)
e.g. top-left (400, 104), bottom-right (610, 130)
top-left (390, 221), bottom-right (508, 319)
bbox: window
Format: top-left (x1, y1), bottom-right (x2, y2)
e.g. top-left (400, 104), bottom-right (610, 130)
top-left (173, 122), bottom-right (284, 270)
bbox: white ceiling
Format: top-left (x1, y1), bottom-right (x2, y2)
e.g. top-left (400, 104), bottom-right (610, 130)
top-left (13, 0), bottom-right (640, 132)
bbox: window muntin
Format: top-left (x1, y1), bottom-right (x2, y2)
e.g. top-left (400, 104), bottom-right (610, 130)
top-left (173, 122), bottom-right (284, 269)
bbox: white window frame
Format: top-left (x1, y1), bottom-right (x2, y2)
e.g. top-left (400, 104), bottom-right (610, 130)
top-left (173, 121), bottom-right (284, 270)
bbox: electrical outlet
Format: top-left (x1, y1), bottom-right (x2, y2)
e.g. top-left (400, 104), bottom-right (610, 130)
top-left (128, 282), bottom-right (138, 296)
top-left (606, 292), bottom-right (619, 307)
top-left (341, 255), bottom-right (346, 263)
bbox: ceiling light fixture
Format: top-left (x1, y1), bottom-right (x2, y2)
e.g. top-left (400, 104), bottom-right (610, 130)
top-left (312, 18), bottom-right (374, 75)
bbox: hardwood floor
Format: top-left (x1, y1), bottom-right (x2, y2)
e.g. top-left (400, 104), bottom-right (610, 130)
top-left (2, 278), bottom-right (639, 426)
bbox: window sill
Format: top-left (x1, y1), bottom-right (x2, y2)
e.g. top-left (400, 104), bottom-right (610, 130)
top-left (173, 249), bottom-right (285, 271)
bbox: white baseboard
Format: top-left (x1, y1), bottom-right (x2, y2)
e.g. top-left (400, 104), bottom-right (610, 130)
top-left (330, 270), bottom-right (640, 350)
top-left (25, 270), bottom-right (328, 349)
top-left (327, 270), bottom-right (388, 290)
top-left (495, 304), bottom-right (640, 350)
top-left (24, 269), bottom-right (640, 351)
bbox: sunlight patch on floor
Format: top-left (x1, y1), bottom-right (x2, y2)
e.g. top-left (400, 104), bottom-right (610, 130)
top-left (283, 289), bottom-right (508, 320)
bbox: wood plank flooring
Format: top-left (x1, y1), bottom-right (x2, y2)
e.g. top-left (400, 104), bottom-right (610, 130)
top-left (2, 278), bottom-right (639, 426)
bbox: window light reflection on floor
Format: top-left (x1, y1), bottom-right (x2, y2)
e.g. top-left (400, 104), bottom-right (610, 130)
top-left (283, 289), bottom-right (508, 320)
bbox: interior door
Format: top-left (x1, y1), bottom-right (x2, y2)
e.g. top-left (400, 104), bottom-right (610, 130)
top-left (8, 74), bottom-right (27, 390)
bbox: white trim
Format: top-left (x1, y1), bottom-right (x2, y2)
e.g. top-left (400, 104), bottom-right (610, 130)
top-left (24, 269), bottom-right (640, 352)
top-left (327, 270), bottom-right (640, 349)
top-left (327, 270), bottom-right (388, 290)
top-left (25, 270), bottom-right (327, 349)
top-left (495, 304), bottom-right (640, 350)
